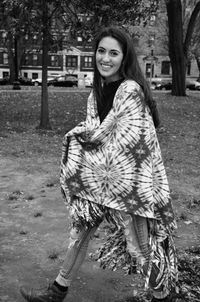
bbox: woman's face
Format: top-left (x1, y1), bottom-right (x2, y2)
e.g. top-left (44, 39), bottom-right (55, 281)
top-left (96, 36), bottom-right (124, 83)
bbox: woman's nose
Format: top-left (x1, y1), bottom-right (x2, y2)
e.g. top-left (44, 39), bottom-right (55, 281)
top-left (102, 52), bottom-right (110, 61)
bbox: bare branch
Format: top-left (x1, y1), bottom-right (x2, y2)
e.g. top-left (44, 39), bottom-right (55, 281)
top-left (184, 1), bottom-right (200, 55)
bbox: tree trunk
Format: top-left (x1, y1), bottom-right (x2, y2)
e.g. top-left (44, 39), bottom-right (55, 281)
top-left (12, 35), bottom-right (21, 90)
top-left (38, 0), bottom-right (51, 130)
top-left (166, 0), bottom-right (186, 96)
top-left (196, 55), bottom-right (200, 81)
top-left (14, 36), bottom-right (19, 81)
top-left (7, 32), bottom-right (15, 82)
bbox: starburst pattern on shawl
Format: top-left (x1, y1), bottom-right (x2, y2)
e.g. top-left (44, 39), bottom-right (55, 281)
top-left (91, 92), bottom-right (145, 149)
top-left (81, 148), bottom-right (136, 202)
top-left (64, 138), bottom-right (83, 176)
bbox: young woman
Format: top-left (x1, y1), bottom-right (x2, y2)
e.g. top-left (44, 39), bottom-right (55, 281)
top-left (20, 27), bottom-right (178, 302)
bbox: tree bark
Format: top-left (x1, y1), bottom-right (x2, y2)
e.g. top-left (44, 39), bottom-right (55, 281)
top-left (38, 0), bottom-right (51, 130)
top-left (184, 1), bottom-right (200, 56)
top-left (166, 0), bottom-right (186, 96)
top-left (14, 36), bottom-right (19, 81)
top-left (7, 32), bottom-right (15, 83)
top-left (195, 55), bottom-right (200, 81)
top-left (12, 35), bottom-right (21, 90)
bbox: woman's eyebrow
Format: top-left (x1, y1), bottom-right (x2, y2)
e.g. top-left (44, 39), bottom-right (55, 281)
top-left (98, 46), bottom-right (121, 53)
top-left (110, 49), bottom-right (121, 53)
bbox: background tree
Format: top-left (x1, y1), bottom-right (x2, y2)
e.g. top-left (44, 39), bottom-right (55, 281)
top-left (184, 3), bottom-right (200, 81)
top-left (0, 0), bottom-right (33, 83)
top-left (0, 0), bottom-right (75, 129)
top-left (19, 0), bottom-right (75, 130)
top-left (165, 0), bottom-right (200, 96)
top-left (70, 0), bottom-right (159, 43)
top-left (192, 21), bottom-right (200, 80)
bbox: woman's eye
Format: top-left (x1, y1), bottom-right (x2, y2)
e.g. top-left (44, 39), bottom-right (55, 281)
top-left (97, 48), bottom-right (104, 54)
top-left (110, 51), bottom-right (118, 56)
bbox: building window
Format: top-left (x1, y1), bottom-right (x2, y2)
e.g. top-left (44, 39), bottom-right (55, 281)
top-left (2, 31), bottom-right (7, 38)
top-left (23, 72), bottom-right (28, 78)
top-left (161, 61), bottom-right (170, 75)
top-left (145, 63), bottom-right (154, 78)
top-left (1, 31), bottom-right (7, 43)
top-left (24, 55), bottom-right (29, 65)
top-left (132, 34), bottom-right (140, 47)
top-left (187, 61), bottom-right (191, 75)
top-left (3, 53), bottom-right (8, 65)
top-left (32, 54), bottom-right (38, 66)
top-left (148, 33), bottom-right (155, 47)
top-left (77, 36), bottom-right (82, 42)
top-left (50, 55), bottom-right (59, 67)
top-left (32, 73), bottom-right (38, 79)
top-left (149, 15), bottom-right (156, 26)
top-left (83, 56), bottom-right (93, 68)
top-left (66, 56), bottom-right (77, 68)
top-left (3, 71), bottom-right (9, 77)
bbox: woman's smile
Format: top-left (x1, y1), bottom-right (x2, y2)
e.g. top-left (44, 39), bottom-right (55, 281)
top-left (100, 63), bottom-right (112, 71)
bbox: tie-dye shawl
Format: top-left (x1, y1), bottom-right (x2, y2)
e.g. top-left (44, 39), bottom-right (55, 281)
top-left (60, 80), bottom-right (176, 230)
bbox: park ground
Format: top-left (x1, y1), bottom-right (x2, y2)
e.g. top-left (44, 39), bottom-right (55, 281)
top-left (0, 88), bottom-right (200, 302)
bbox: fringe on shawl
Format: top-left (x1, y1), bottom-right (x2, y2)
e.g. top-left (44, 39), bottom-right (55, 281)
top-left (67, 196), bottom-right (178, 293)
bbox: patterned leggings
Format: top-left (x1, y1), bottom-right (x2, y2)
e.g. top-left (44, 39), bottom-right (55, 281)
top-left (55, 212), bottom-right (175, 299)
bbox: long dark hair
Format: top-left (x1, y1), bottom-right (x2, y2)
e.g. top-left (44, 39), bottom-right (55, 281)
top-left (92, 26), bottom-right (160, 128)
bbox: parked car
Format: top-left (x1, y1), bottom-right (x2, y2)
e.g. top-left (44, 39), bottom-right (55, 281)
top-left (186, 79), bottom-right (200, 91)
top-left (52, 75), bottom-right (78, 87)
top-left (150, 77), bottom-right (162, 90)
top-left (84, 76), bottom-right (93, 88)
top-left (18, 76), bottom-right (33, 86)
top-left (150, 77), bottom-right (172, 90)
top-left (0, 77), bottom-right (10, 85)
top-left (155, 81), bottom-right (172, 90)
top-left (0, 76), bottom-right (33, 86)
top-left (32, 76), bottom-right (55, 86)
top-left (32, 78), bottom-right (42, 86)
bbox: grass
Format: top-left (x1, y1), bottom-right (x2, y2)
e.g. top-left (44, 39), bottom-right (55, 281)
top-left (0, 89), bottom-right (89, 160)
top-left (0, 89), bottom-right (88, 135)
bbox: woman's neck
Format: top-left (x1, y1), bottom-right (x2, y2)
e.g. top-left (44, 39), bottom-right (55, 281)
top-left (103, 77), bottom-right (124, 85)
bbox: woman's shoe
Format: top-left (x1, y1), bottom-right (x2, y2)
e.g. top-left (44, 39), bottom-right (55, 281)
top-left (20, 283), bottom-right (68, 302)
top-left (151, 295), bottom-right (173, 302)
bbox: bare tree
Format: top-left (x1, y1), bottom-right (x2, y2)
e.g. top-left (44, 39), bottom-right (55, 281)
top-left (166, 0), bottom-right (200, 95)
top-left (21, 0), bottom-right (74, 130)
top-left (0, 0), bottom-right (33, 83)
top-left (188, 7), bottom-right (200, 80)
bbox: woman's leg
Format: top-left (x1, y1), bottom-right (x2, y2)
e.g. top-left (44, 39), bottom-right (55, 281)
top-left (55, 223), bottom-right (99, 287)
top-left (122, 214), bottom-right (171, 299)
top-left (20, 223), bottom-right (100, 302)
top-left (20, 197), bottom-right (106, 302)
